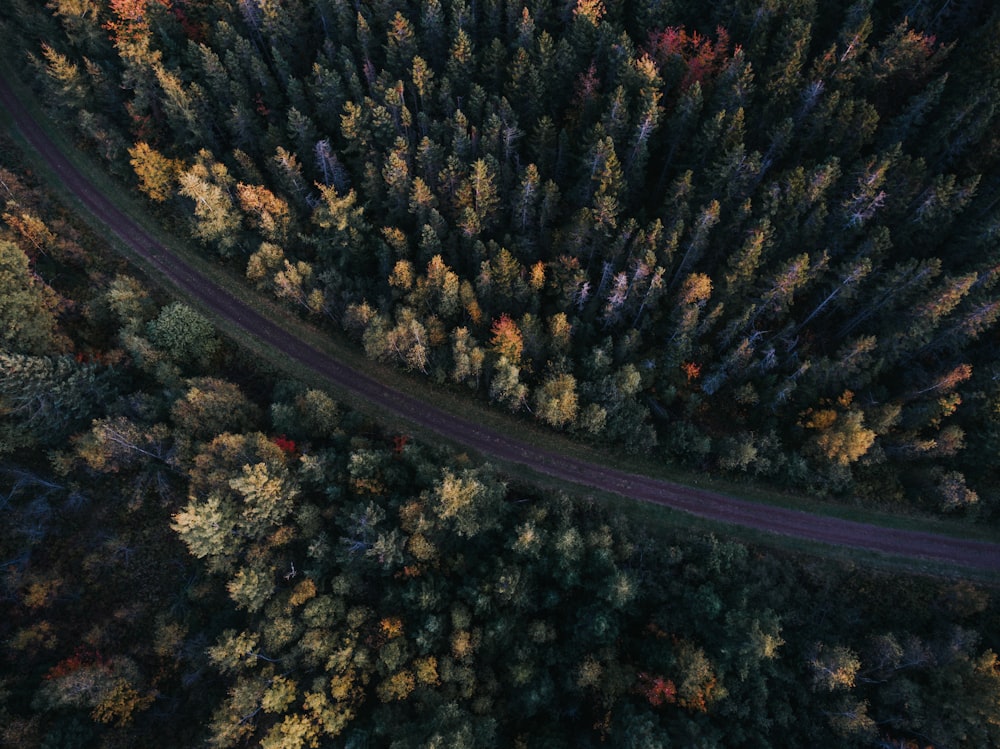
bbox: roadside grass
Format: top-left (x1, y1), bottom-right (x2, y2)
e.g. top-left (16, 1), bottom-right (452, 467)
top-left (3, 60), bottom-right (998, 576)
top-left (506, 465), bottom-right (1000, 586)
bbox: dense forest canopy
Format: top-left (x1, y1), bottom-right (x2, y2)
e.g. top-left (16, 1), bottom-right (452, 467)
top-left (0, 131), bottom-right (998, 747)
top-left (5, 0), bottom-right (1000, 518)
top-left (2, 0), bottom-right (1000, 747)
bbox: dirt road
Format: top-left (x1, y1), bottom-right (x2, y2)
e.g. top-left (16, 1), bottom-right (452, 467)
top-left (3, 73), bottom-right (999, 574)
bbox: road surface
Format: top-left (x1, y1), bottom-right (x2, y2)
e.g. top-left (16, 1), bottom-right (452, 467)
top-left (3, 72), bottom-right (999, 574)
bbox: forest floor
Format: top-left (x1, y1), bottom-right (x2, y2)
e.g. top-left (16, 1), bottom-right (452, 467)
top-left (3, 72), bottom-right (1000, 577)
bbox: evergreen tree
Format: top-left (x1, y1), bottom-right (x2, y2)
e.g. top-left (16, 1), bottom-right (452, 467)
top-left (0, 353), bottom-right (115, 446)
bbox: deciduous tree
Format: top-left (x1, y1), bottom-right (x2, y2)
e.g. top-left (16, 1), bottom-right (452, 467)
top-left (0, 240), bottom-right (66, 354)
top-left (128, 141), bottom-right (183, 202)
top-left (533, 373), bottom-right (579, 429)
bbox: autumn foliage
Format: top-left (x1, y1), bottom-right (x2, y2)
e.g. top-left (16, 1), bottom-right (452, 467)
top-left (681, 361), bottom-right (701, 383)
top-left (637, 672), bottom-right (678, 707)
top-left (489, 314), bottom-right (524, 363)
top-left (7, 0), bottom-right (1000, 745)
top-left (44, 647), bottom-right (107, 681)
top-left (272, 434), bottom-right (297, 455)
top-left (645, 26), bottom-right (734, 90)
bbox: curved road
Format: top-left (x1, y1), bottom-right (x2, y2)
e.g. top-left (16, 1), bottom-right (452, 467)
top-left (3, 74), bottom-right (1000, 575)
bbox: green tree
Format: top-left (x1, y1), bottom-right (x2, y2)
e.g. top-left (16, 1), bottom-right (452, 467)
top-left (270, 387), bottom-right (341, 439)
top-left (274, 259), bottom-right (326, 316)
top-left (587, 134), bottom-right (624, 230)
top-left (311, 184), bottom-right (370, 271)
top-left (383, 308), bottom-right (431, 373)
top-left (382, 137), bottom-right (412, 217)
top-left (918, 648), bottom-right (1000, 747)
top-left (75, 415), bottom-right (172, 473)
top-left (0, 353), bottom-right (114, 447)
top-left (0, 240), bottom-right (66, 354)
top-left (385, 10), bottom-right (417, 70)
top-left (171, 377), bottom-right (260, 442)
top-left (245, 241), bottom-right (286, 290)
top-left (227, 561), bottom-right (277, 612)
top-left (146, 302), bottom-right (220, 370)
top-left (423, 254), bottom-right (461, 318)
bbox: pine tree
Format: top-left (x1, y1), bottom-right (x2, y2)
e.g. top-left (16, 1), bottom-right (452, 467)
top-left (39, 43), bottom-right (89, 110)
top-left (446, 28), bottom-right (475, 95)
top-left (456, 158), bottom-right (500, 238)
top-left (763, 18), bottom-right (812, 113)
top-left (513, 163), bottom-right (542, 234)
top-left (668, 200), bottom-right (720, 291)
top-left (385, 11), bottom-right (417, 71)
top-left (418, 0), bottom-right (448, 66)
top-left (0, 353), bottom-right (115, 445)
top-left (586, 134), bottom-right (624, 231)
top-left (156, 65), bottom-right (216, 150)
top-left (310, 184), bottom-right (370, 271)
top-left (46, 0), bottom-right (108, 55)
top-left (382, 137), bottom-right (412, 218)
top-left (409, 55), bottom-right (434, 117)
top-left (506, 47), bottom-right (543, 125)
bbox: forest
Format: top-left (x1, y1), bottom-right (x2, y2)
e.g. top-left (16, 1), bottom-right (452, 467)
top-left (1, 0), bottom-right (1000, 746)
top-left (6, 0), bottom-right (1000, 515)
